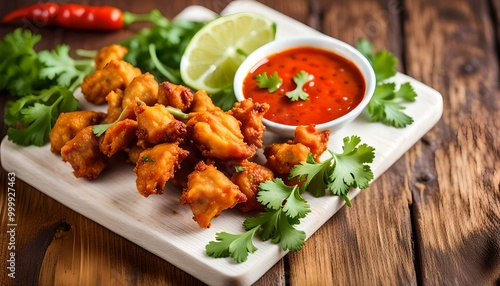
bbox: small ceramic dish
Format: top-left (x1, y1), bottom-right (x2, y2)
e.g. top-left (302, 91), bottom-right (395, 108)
top-left (233, 35), bottom-right (376, 137)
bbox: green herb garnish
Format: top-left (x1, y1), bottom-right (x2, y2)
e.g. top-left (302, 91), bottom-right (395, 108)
top-left (356, 38), bottom-right (417, 128)
top-left (285, 70), bottom-right (310, 101)
top-left (255, 71), bottom-right (282, 93)
top-left (206, 135), bottom-right (375, 262)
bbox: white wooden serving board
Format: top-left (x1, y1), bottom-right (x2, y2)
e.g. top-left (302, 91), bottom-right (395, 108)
top-left (1, 1), bottom-right (443, 285)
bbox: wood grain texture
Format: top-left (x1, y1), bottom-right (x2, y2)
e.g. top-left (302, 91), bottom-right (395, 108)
top-left (404, 0), bottom-right (500, 284)
top-left (1, 0), bottom-right (499, 285)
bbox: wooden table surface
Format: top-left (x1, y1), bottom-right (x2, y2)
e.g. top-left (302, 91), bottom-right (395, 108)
top-left (1, 0), bottom-right (499, 285)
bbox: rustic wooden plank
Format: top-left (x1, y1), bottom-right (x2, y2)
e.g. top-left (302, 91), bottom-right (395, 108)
top-left (403, 0), bottom-right (500, 284)
top-left (285, 0), bottom-right (418, 285)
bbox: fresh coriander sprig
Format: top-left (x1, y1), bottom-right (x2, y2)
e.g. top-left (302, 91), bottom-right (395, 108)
top-left (206, 135), bottom-right (375, 263)
top-left (255, 71), bottom-right (282, 93)
top-left (206, 178), bottom-right (310, 263)
top-left (290, 135), bottom-right (375, 207)
top-left (356, 38), bottom-right (417, 128)
top-left (285, 70), bottom-right (310, 101)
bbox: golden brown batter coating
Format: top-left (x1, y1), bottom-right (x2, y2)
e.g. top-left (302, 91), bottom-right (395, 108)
top-left (293, 125), bottom-right (330, 162)
top-left (94, 44), bottom-right (128, 70)
top-left (60, 126), bottom-right (108, 179)
top-left (228, 98), bottom-right (269, 148)
top-left (135, 100), bottom-right (187, 144)
top-left (157, 81), bottom-right (194, 112)
top-left (121, 72), bottom-right (159, 109)
top-left (186, 110), bottom-right (256, 160)
top-left (231, 160), bottom-right (273, 212)
top-left (169, 142), bottom-right (203, 189)
top-left (188, 90), bottom-right (221, 113)
top-left (81, 60), bottom-right (141, 105)
top-left (99, 119), bottom-right (138, 158)
top-left (180, 161), bottom-right (247, 228)
top-left (50, 110), bottom-right (106, 154)
top-left (101, 89), bottom-right (124, 124)
top-left (134, 143), bottom-right (189, 197)
top-left (127, 144), bottom-right (145, 165)
top-left (264, 142), bottom-right (310, 176)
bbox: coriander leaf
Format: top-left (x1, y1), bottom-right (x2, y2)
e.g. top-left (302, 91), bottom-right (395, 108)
top-left (355, 38), bottom-right (374, 64)
top-left (7, 86), bottom-right (79, 146)
top-left (290, 153), bottom-right (333, 197)
top-left (372, 50), bottom-right (398, 83)
top-left (274, 211), bottom-right (306, 251)
top-left (205, 227), bottom-right (259, 263)
top-left (38, 44), bottom-right (94, 91)
top-left (93, 107), bottom-right (129, 137)
top-left (255, 71), bottom-right (282, 93)
top-left (0, 28), bottom-right (50, 96)
top-left (285, 70), bottom-right (310, 101)
top-left (328, 136), bottom-right (375, 201)
top-left (368, 83), bottom-right (415, 128)
top-left (120, 19), bottom-right (205, 84)
top-left (395, 82), bottom-right (417, 102)
top-left (290, 136), bottom-right (375, 206)
top-left (243, 208), bottom-right (306, 251)
top-left (257, 179), bottom-right (310, 219)
top-left (356, 38), bottom-right (417, 128)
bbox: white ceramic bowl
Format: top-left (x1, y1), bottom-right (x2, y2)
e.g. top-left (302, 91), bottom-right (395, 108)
top-left (233, 35), bottom-right (376, 138)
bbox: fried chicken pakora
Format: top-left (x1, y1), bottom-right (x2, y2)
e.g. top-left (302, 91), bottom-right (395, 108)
top-left (264, 142), bottom-right (311, 176)
top-left (99, 119), bottom-right (138, 158)
top-left (293, 125), bottom-right (330, 161)
top-left (81, 60), bottom-right (141, 105)
top-left (121, 72), bottom-right (159, 109)
top-left (231, 160), bottom-right (274, 212)
top-left (50, 110), bottom-right (106, 154)
top-left (158, 81), bottom-right (194, 112)
top-left (186, 110), bottom-right (256, 160)
top-left (52, 43), bottom-right (335, 228)
top-left (94, 44), bottom-right (128, 70)
top-left (134, 143), bottom-right (189, 197)
top-left (135, 100), bottom-right (187, 144)
top-left (180, 161), bottom-right (247, 228)
top-left (228, 98), bottom-right (269, 149)
top-left (60, 126), bottom-right (108, 179)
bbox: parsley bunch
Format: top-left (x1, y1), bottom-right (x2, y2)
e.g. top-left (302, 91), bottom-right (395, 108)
top-left (1, 28), bottom-right (94, 146)
top-left (206, 135), bottom-right (375, 263)
top-left (356, 38), bottom-right (417, 128)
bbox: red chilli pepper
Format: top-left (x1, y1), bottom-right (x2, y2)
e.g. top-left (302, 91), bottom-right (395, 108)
top-left (2, 3), bottom-right (168, 31)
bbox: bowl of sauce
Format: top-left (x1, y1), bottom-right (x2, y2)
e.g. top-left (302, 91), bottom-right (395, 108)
top-left (234, 35), bottom-right (376, 137)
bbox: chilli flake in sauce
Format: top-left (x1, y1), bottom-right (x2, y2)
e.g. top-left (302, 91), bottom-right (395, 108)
top-left (243, 46), bottom-right (366, 125)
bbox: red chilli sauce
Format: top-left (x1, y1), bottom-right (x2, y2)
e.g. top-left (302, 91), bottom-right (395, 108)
top-left (242, 47), bottom-right (366, 125)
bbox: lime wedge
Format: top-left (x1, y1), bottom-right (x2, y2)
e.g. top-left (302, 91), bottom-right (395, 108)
top-left (180, 12), bottom-right (276, 93)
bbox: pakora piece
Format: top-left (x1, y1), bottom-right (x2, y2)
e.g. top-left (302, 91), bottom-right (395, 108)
top-left (186, 110), bottom-right (256, 160)
top-left (60, 126), bottom-right (108, 179)
top-left (264, 142), bottom-right (310, 176)
top-left (121, 72), bottom-right (159, 109)
top-left (188, 90), bottom-right (222, 113)
top-left (180, 161), bottom-right (247, 228)
top-left (228, 98), bottom-right (269, 148)
top-left (293, 125), bottom-right (330, 162)
top-left (81, 60), bottom-right (141, 105)
top-left (157, 81), bottom-right (194, 112)
top-left (135, 100), bottom-right (187, 144)
top-left (231, 160), bottom-right (273, 212)
top-left (134, 143), bottom-right (189, 197)
top-left (99, 119), bottom-right (138, 158)
top-left (94, 44), bottom-right (128, 70)
top-left (50, 110), bottom-right (106, 154)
